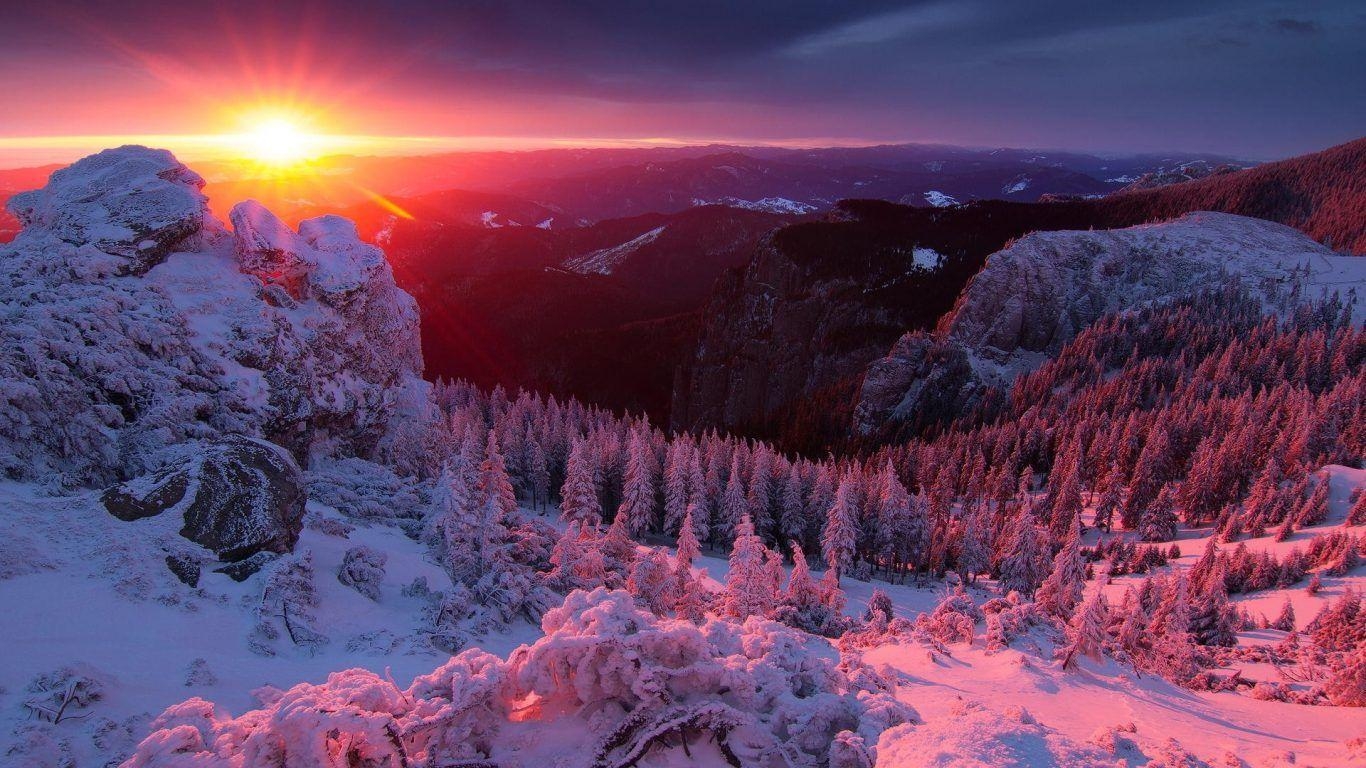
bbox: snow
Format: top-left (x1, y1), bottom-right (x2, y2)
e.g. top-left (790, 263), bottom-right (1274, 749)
top-left (696, 196), bottom-right (818, 214)
top-left (1002, 176), bottom-right (1032, 195)
top-left (563, 224), bottom-right (667, 275)
top-left (480, 210), bottom-right (503, 228)
top-left (923, 190), bottom-right (958, 207)
top-left (0, 481), bottom-right (545, 765)
top-left (912, 246), bottom-right (942, 271)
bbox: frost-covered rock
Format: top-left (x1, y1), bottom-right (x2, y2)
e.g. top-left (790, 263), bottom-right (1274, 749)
top-left (101, 435), bottom-right (305, 562)
top-left (0, 146), bottom-right (425, 485)
top-left (5, 146), bottom-right (212, 275)
top-left (855, 212), bottom-right (1366, 433)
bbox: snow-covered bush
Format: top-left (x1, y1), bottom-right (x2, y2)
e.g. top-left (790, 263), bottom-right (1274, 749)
top-left (915, 587), bottom-right (984, 645)
top-left (126, 588), bottom-right (910, 767)
top-left (305, 457), bottom-right (427, 528)
top-left (337, 545), bottom-right (387, 601)
top-left (248, 551), bottom-right (328, 656)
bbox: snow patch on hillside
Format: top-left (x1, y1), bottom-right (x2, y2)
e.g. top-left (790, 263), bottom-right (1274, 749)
top-left (923, 190), bottom-right (958, 207)
top-left (564, 225), bottom-right (667, 275)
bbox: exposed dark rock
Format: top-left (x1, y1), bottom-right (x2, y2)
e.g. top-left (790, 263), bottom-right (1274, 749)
top-left (213, 551), bottom-right (279, 582)
top-left (164, 553), bottom-right (202, 588)
top-left (101, 436), bottom-right (306, 562)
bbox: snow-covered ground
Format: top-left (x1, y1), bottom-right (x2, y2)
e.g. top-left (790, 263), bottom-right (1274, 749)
top-left (0, 483), bottom-right (540, 764)
top-left (2, 462), bottom-right (1360, 765)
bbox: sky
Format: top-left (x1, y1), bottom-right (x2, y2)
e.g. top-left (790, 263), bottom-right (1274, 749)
top-left (1, 0), bottom-right (1364, 166)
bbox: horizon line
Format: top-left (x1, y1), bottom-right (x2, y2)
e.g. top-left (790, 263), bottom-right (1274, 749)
top-left (0, 132), bottom-right (1276, 171)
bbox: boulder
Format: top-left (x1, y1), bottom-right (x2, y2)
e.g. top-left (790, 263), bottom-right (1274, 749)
top-left (101, 436), bottom-right (306, 562)
top-left (5, 145), bottom-right (210, 275)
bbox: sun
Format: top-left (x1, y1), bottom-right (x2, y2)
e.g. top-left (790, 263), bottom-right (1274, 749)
top-left (237, 118), bottom-right (319, 166)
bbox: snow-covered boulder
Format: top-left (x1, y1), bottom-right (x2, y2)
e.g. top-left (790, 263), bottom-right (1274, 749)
top-left (101, 436), bottom-right (305, 562)
top-left (0, 146), bottom-right (425, 485)
top-left (855, 212), bottom-right (1366, 433)
top-left (6, 146), bottom-right (212, 275)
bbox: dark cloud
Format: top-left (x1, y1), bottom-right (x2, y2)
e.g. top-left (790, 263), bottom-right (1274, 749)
top-left (1, 0), bottom-right (1363, 158)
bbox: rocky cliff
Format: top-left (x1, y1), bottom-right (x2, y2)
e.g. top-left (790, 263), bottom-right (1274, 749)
top-left (0, 146), bottom-right (424, 486)
top-left (854, 212), bottom-right (1366, 436)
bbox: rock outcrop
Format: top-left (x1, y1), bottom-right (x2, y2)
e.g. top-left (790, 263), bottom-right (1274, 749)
top-left (854, 212), bottom-right (1366, 435)
top-left (102, 435), bottom-right (306, 562)
top-left (0, 146), bottom-right (424, 485)
top-left (6, 146), bottom-right (213, 275)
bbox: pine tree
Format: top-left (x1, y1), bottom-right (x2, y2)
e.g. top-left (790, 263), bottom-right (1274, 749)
top-left (662, 441), bottom-right (691, 536)
top-left (958, 500), bottom-right (994, 584)
top-left (779, 465), bottom-right (807, 548)
top-left (1060, 590), bottom-right (1109, 671)
top-left (747, 448), bottom-right (774, 541)
top-left (1189, 557), bottom-right (1239, 647)
top-left (721, 515), bottom-right (777, 620)
top-left (675, 506), bottom-right (702, 572)
top-left (1272, 598), bottom-right (1296, 632)
top-left (998, 508), bottom-right (1050, 598)
top-left (1036, 520), bottom-right (1085, 618)
top-left (627, 548), bottom-right (675, 615)
top-left (1347, 490), bottom-right (1366, 527)
top-left (616, 432), bottom-right (656, 538)
top-left (526, 426), bottom-right (550, 512)
top-left (560, 438), bottom-right (602, 528)
top-left (717, 454), bottom-right (748, 548)
top-left (1295, 474), bottom-right (1330, 527)
top-left (1124, 425), bottom-right (1172, 530)
top-left (821, 471), bottom-right (860, 579)
top-left (1324, 643), bottom-right (1366, 706)
top-left (1138, 482), bottom-right (1179, 542)
top-left (477, 431), bottom-right (517, 525)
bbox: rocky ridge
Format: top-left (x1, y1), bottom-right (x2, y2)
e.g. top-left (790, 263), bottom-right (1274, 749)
top-left (854, 211), bottom-right (1366, 435)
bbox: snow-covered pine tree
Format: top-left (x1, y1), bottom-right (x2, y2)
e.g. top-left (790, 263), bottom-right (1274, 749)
top-left (821, 471), bottom-right (860, 580)
top-left (716, 454), bottom-right (748, 549)
top-left (662, 440), bottom-right (691, 536)
top-left (1036, 519), bottom-right (1085, 618)
top-left (560, 437), bottom-right (603, 528)
top-left (627, 548), bottom-right (675, 615)
top-left (525, 424), bottom-right (550, 512)
top-left (1124, 424), bottom-right (1172, 530)
top-left (1138, 482), bottom-right (1179, 542)
top-left (998, 507), bottom-right (1050, 598)
top-left (1060, 590), bottom-right (1109, 671)
top-left (617, 431), bottom-right (656, 538)
top-left (721, 515), bottom-right (777, 620)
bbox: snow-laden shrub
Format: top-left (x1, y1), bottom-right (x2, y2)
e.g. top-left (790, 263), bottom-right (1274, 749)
top-left (337, 545), bottom-right (387, 601)
top-left (126, 588), bottom-right (911, 767)
top-left (305, 457), bottom-right (426, 528)
top-left (915, 587), bottom-right (984, 645)
top-left (248, 551), bottom-right (328, 656)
